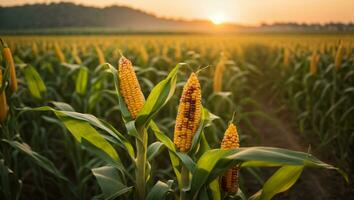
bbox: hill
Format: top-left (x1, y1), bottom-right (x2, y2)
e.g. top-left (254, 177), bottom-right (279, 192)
top-left (0, 2), bottom-right (353, 34)
top-left (0, 2), bottom-right (245, 32)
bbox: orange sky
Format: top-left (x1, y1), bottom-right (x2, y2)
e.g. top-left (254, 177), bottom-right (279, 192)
top-left (1, 0), bottom-right (353, 25)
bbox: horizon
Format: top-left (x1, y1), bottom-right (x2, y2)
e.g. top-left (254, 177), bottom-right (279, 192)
top-left (1, 0), bottom-right (353, 26)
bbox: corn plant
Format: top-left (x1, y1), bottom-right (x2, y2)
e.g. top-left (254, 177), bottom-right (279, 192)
top-left (1, 36), bottom-right (352, 199)
top-left (20, 55), bottom-right (345, 200)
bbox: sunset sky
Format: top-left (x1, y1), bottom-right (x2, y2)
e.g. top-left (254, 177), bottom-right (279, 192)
top-left (1, 0), bottom-right (353, 25)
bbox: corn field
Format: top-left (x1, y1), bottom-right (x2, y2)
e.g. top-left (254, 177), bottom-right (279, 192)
top-left (0, 34), bottom-right (353, 200)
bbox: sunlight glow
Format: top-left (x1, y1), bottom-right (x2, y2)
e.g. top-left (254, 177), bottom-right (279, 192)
top-left (209, 13), bottom-right (226, 25)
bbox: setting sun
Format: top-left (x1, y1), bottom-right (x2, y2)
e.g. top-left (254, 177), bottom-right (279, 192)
top-left (209, 14), bottom-right (226, 25)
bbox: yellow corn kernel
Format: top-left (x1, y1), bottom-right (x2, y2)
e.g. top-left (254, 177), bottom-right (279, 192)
top-left (221, 123), bottom-right (240, 194)
top-left (310, 51), bottom-right (319, 76)
top-left (173, 73), bottom-right (202, 152)
top-left (221, 123), bottom-right (239, 149)
top-left (2, 47), bottom-right (18, 92)
top-left (118, 56), bottom-right (145, 119)
top-left (335, 43), bottom-right (344, 70)
top-left (0, 68), bottom-right (8, 123)
top-left (54, 43), bottom-right (66, 63)
top-left (213, 53), bottom-right (226, 92)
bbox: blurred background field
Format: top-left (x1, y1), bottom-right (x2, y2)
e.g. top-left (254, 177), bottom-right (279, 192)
top-left (0, 1), bottom-right (353, 200)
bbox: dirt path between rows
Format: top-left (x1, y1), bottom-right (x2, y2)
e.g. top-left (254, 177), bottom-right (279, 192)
top-left (244, 91), bottom-right (352, 200)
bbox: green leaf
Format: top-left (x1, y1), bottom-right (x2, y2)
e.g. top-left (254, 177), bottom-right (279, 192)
top-left (149, 121), bottom-right (176, 152)
top-left (135, 63), bottom-right (182, 128)
top-left (149, 121), bottom-right (196, 191)
top-left (92, 166), bottom-right (133, 200)
top-left (81, 139), bottom-right (123, 170)
top-left (190, 147), bottom-right (344, 198)
top-left (147, 142), bottom-right (165, 161)
top-left (98, 63), bottom-right (132, 121)
top-left (146, 180), bottom-right (173, 200)
top-left (23, 65), bottom-right (46, 99)
top-left (25, 106), bottom-right (135, 159)
top-left (57, 114), bottom-right (120, 162)
top-left (0, 159), bottom-right (22, 200)
top-left (234, 189), bottom-right (247, 200)
top-left (2, 140), bottom-right (67, 181)
top-left (51, 101), bottom-right (75, 111)
top-left (75, 66), bottom-right (89, 95)
top-left (249, 166), bottom-right (304, 200)
top-left (189, 108), bottom-right (211, 154)
top-left (169, 152), bottom-right (182, 188)
top-left (149, 121), bottom-right (196, 172)
top-left (197, 133), bottom-right (222, 200)
top-left (208, 178), bottom-right (221, 200)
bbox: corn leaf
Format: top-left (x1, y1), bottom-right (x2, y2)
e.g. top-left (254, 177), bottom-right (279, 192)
top-left (23, 65), bottom-right (46, 99)
top-left (3, 140), bottom-right (67, 181)
top-left (190, 147), bottom-right (346, 198)
top-left (57, 115), bottom-right (120, 163)
top-left (146, 180), bottom-right (173, 200)
top-left (75, 66), bottom-right (88, 95)
top-left (0, 160), bottom-right (22, 200)
top-left (98, 63), bottom-right (132, 121)
top-left (135, 63), bottom-right (183, 128)
top-left (249, 166), bottom-right (304, 200)
top-left (92, 166), bottom-right (133, 200)
top-left (24, 106), bottom-right (135, 159)
top-left (149, 121), bottom-right (196, 186)
top-left (147, 142), bottom-right (165, 161)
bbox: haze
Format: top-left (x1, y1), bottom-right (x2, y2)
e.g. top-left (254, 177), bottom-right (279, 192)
top-left (1, 0), bottom-right (353, 25)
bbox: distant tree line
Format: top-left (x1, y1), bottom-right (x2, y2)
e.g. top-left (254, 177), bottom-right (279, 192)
top-left (260, 22), bottom-right (354, 31)
top-left (0, 2), bottom-right (353, 33)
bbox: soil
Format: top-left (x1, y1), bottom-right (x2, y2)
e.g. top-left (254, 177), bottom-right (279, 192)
top-left (242, 91), bottom-right (354, 200)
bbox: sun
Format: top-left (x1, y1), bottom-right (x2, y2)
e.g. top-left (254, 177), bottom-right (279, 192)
top-left (209, 14), bottom-right (226, 25)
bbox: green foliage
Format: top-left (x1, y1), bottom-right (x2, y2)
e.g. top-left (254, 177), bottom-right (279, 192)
top-left (0, 35), bottom-right (351, 200)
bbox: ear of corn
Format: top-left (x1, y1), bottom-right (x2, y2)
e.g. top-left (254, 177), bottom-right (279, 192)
top-left (118, 56), bottom-right (145, 119)
top-left (139, 46), bottom-right (149, 64)
top-left (54, 43), bottom-right (66, 63)
top-left (0, 68), bottom-right (8, 122)
top-left (213, 53), bottom-right (226, 92)
top-left (153, 42), bottom-right (160, 55)
top-left (175, 43), bottom-right (181, 60)
top-left (173, 73), bottom-right (202, 152)
top-left (32, 42), bottom-right (39, 55)
top-left (95, 45), bottom-right (106, 65)
top-left (310, 51), bottom-right (319, 76)
top-left (162, 45), bottom-right (169, 57)
top-left (283, 47), bottom-right (290, 66)
top-left (72, 44), bottom-right (82, 64)
top-left (2, 46), bottom-right (18, 92)
top-left (335, 43), bottom-right (344, 70)
top-left (221, 123), bottom-right (240, 194)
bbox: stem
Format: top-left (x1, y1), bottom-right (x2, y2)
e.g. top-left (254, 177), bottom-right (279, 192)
top-left (180, 165), bottom-right (189, 200)
top-left (136, 129), bottom-right (147, 200)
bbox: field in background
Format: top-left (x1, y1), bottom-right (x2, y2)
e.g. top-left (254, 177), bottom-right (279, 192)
top-left (1, 33), bottom-right (353, 199)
